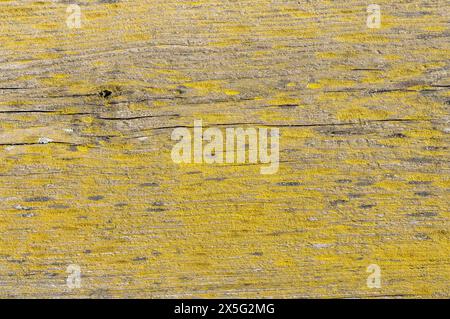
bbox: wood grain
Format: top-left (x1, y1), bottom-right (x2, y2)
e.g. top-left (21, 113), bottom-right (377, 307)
top-left (0, 0), bottom-right (448, 298)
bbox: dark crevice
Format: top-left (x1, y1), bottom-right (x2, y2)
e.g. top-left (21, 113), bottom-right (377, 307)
top-left (351, 68), bottom-right (383, 71)
top-left (0, 87), bottom-right (31, 90)
top-left (144, 118), bottom-right (428, 131)
top-left (430, 84), bottom-right (450, 88)
top-left (0, 141), bottom-right (81, 146)
top-left (96, 114), bottom-right (179, 121)
top-left (368, 89), bottom-right (418, 94)
top-left (47, 93), bottom-right (98, 98)
top-left (0, 110), bottom-right (55, 114)
top-left (99, 90), bottom-right (113, 98)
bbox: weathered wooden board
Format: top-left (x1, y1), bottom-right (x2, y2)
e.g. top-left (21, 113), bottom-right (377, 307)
top-left (0, 0), bottom-right (448, 298)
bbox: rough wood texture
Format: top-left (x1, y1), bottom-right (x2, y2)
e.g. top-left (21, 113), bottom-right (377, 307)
top-left (0, 0), bottom-right (448, 298)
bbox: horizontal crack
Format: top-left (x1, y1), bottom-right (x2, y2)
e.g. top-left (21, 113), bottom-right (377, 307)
top-left (96, 114), bottom-right (179, 121)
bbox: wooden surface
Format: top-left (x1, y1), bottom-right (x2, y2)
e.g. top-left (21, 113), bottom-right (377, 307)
top-left (0, 0), bottom-right (448, 298)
